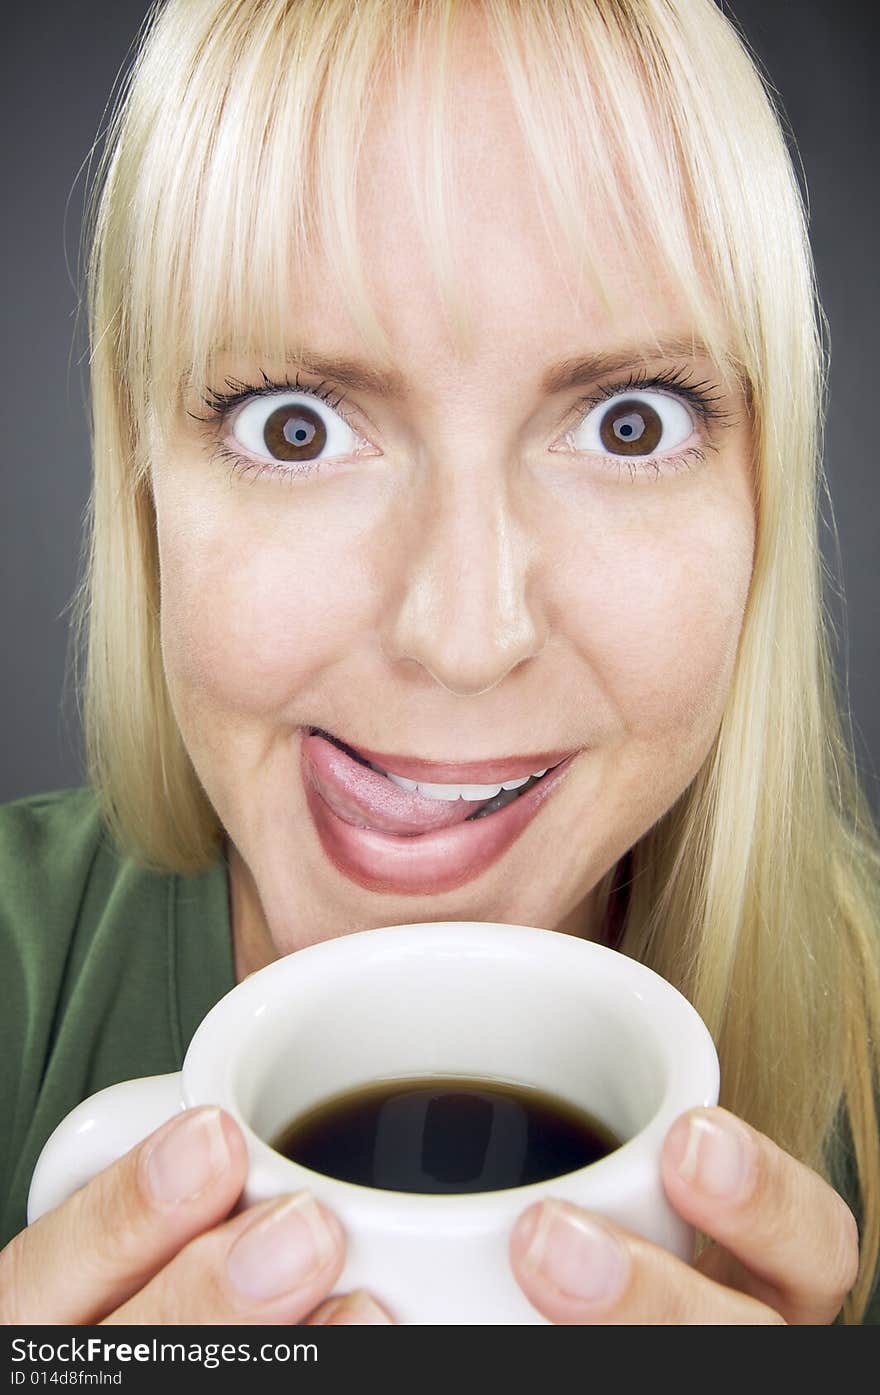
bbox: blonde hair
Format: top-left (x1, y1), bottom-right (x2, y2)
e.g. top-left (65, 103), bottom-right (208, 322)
top-left (71, 0), bottom-right (880, 1320)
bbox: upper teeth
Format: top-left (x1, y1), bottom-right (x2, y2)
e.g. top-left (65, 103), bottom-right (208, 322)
top-left (370, 766), bottom-right (549, 801)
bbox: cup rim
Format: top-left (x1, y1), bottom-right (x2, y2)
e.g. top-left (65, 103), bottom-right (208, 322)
top-left (182, 920), bottom-right (720, 1216)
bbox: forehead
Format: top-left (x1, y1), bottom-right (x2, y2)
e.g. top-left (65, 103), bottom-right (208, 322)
top-left (285, 41), bottom-right (709, 380)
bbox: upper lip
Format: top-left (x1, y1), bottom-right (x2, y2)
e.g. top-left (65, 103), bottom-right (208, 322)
top-left (306, 728), bottom-right (580, 783)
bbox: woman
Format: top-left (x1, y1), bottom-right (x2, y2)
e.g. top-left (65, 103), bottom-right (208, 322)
top-left (1, 0), bottom-right (877, 1324)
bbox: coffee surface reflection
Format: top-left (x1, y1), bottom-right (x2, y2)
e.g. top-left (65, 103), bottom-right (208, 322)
top-left (270, 1075), bottom-right (622, 1193)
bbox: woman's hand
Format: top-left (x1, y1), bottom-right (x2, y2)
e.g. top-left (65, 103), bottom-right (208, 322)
top-left (509, 1105), bottom-right (860, 1324)
top-left (0, 1106), bottom-right (392, 1326)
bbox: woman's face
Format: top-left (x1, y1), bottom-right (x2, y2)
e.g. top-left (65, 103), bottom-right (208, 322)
top-left (150, 43), bottom-right (755, 974)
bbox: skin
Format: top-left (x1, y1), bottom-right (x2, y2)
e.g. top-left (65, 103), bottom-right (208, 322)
top-left (0, 17), bottom-right (859, 1325)
top-left (158, 66), bottom-right (755, 977)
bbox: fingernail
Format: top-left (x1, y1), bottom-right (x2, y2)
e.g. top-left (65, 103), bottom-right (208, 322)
top-left (523, 1200), bottom-right (628, 1303)
top-left (227, 1193), bottom-right (336, 1301)
top-left (675, 1111), bottom-right (754, 1199)
top-left (313, 1290), bottom-right (392, 1325)
top-left (145, 1107), bottom-right (230, 1205)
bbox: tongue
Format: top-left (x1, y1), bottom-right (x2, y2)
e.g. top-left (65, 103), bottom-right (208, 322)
top-left (302, 731), bottom-right (494, 834)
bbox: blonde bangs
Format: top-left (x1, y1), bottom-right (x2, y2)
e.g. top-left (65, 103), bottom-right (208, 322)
top-left (90, 0), bottom-right (815, 465)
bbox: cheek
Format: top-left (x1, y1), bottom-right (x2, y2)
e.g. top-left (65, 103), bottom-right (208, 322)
top-left (555, 497), bottom-right (754, 742)
top-left (157, 514), bottom-right (367, 719)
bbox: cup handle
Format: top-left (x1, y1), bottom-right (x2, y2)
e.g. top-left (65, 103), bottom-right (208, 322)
top-left (27, 1072), bottom-right (183, 1225)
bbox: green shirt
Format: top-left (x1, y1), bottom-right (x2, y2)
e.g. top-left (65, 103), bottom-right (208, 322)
top-left (1, 786), bottom-right (877, 1322)
top-left (0, 786), bottom-right (235, 1249)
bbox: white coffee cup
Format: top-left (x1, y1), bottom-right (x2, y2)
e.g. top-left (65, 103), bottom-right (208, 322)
top-left (28, 921), bottom-right (719, 1324)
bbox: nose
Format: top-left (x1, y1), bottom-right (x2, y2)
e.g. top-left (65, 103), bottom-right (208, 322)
top-left (383, 462), bottom-right (548, 697)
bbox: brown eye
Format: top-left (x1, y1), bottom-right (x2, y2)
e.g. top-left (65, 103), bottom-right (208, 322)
top-left (568, 389), bottom-right (694, 461)
top-left (599, 398), bottom-right (663, 456)
top-left (263, 402), bottom-right (327, 462)
top-left (231, 390), bottom-right (362, 467)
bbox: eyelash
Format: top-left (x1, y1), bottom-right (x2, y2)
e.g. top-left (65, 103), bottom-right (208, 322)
top-left (192, 365), bottom-right (732, 486)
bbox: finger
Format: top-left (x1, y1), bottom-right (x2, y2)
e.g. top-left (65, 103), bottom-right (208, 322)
top-left (510, 1199), bottom-right (785, 1324)
top-left (0, 1107), bottom-right (248, 1323)
top-left (309, 1289), bottom-right (395, 1324)
top-left (104, 1191), bottom-right (346, 1325)
top-left (660, 1107), bottom-right (859, 1324)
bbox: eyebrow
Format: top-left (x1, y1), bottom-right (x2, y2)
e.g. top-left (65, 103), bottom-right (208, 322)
top-left (538, 338), bottom-right (731, 395)
top-left (204, 335), bottom-right (736, 399)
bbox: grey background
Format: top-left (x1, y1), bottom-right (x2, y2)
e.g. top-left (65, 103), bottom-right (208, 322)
top-left (1, 2), bottom-right (877, 816)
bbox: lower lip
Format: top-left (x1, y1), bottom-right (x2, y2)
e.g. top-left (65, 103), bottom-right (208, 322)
top-left (301, 738), bottom-right (580, 896)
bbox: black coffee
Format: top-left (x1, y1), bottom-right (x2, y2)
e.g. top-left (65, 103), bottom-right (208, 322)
top-left (270, 1075), bottom-right (622, 1193)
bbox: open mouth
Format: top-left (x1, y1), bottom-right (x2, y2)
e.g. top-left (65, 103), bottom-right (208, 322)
top-left (300, 726), bottom-right (581, 895)
top-left (307, 727), bottom-right (560, 823)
